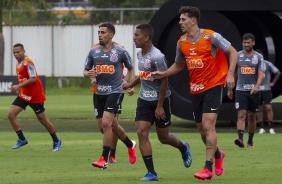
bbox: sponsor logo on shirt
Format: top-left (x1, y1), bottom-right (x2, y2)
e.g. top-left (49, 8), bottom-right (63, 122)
top-left (190, 83), bottom-right (204, 92)
top-left (96, 65), bottom-right (115, 74)
top-left (142, 90), bottom-right (157, 98)
top-left (97, 84), bottom-right (112, 92)
top-left (139, 71), bottom-right (151, 80)
top-left (240, 67), bottom-right (255, 74)
top-left (242, 84), bottom-right (254, 90)
top-left (186, 59), bottom-right (204, 69)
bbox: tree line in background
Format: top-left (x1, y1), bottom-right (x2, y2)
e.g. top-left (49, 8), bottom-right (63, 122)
top-left (2, 0), bottom-right (169, 25)
top-left (0, 0), bottom-right (169, 76)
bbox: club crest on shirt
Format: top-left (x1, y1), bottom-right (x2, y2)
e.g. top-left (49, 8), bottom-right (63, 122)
top-left (144, 59), bottom-right (151, 69)
top-left (110, 49), bottom-right (118, 62)
top-left (252, 55), bottom-right (258, 64)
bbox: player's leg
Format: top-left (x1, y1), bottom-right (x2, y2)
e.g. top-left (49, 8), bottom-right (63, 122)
top-left (246, 92), bottom-right (260, 148)
top-left (33, 103), bottom-right (61, 152)
top-left (264, 91), bottom-right (275, 134)
top-left (7, 97), bottom-right (28, 149)
top-left (137, 120), bottom-right (158, 181)
top-left (257, 92), bottom-right (265, 134)
top-left (235, 91), bottom-right (248, 148)
top-left (112, 116), bottom-right (136, 164)
top-left (155, 96), bottom-right (192, 168)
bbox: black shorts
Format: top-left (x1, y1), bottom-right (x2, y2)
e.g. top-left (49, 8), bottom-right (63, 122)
top-left (235, 90), bottom-right (259, 112)
top-left (12, 96), bottom-right (45, 114)
top-left (93, 93), bottom-right (124, 119)
top-left (135, 96), bottom-right (172, 128)
top-left (259, 90), bottom-right (272, 105)
top-left (191, 85), bottom-right (223, 123)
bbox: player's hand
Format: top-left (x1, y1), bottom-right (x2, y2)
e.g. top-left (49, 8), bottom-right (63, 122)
top-left (227, 89), bottom-right (233, 99)
top-left (122, 82), bottom-right (131, 90)
top-left (9, 85), bottom-right (20, 92)
top-left (250, 86), bottom-right (259, 95)
top-left (224, 72), bottom-right (235, 90)
top-left (155, 107), bottom-right (166, 120)
top-left (149, 71), bottom-right (163, 81)
top-left (127, 87), bottom-right (134, 96)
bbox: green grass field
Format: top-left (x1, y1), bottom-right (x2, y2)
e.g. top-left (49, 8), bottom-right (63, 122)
top-left (0, 132), bottom-right (282, 184)
top-left (1, 85), bottom-right (282, 183)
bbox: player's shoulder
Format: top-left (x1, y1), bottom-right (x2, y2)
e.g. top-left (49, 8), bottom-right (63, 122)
top-left (150, 46), bottom-right (164, 59)
top-left (113, 41), bottom-right (125, 48)
top-left (90, 43), bottom-right (101, 48)
top-left (24, 57), bottom-right (34, 64)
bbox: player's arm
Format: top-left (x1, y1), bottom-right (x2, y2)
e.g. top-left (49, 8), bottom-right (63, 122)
top-left (225, 45), bottom-right (237, 90)
top-left (151, 62), bottom-right (185, 80)
top-left (122, 76), bottom-right (140, 90)
top-left (251, 70), bottom-right (265, 95)
top-left (270, 69), bottom-right (281, 87)
top-left (155, 77), bottom-right (167, 120)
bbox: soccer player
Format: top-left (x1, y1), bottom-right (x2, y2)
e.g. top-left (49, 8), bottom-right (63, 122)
top-left (83, 22), bottom-right (136, 169)
top-left (234, 33), bottom-right (265, 148)
top-left (151, 6), bottom-right (237, 180)
top-left (256, 49), bottom-right (281, 134)
top-left (8, 43), bottom-right (61, 152)
top-left (123, 24), bottom-right (192, 181)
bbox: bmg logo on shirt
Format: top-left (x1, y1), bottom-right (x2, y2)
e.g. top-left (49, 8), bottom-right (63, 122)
top-left (241, 67), bottom-right (255, 74)
top-left (186, 59), bottom-right (204, 69)
top-left (96, 65), bottom-right (115, 74)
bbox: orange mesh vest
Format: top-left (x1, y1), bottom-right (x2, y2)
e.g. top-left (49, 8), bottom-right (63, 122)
top-left (90, 42), bottom-right (125, 94)
top-left (178, 29), bottom-right (228, 94)
top-left (16, 57), bottom-right (46, 103)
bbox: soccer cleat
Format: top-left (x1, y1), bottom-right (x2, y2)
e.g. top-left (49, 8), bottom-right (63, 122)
top-left (258, 128), bottom-right (265, 134)
top-left (194, 167), bottom-right (213, 180)
top-left (92, 156), bottom-right (108, 169)
top-left (214, 150), bottom-right (224, 176)
top-left (52, 140), bottom-right (62, 152)
top-left (140, 172), bottom-right (159, 181)
top-left (247, 144), bottom-right (254, 148)
top-left (12, 139), bottom-right (28, 149)
top-left (269, 128), bottom-right (276, 134)
top-left (108, 156), bottom-right (117, 163)
top-left (128, 140), bottom-right (137, 164)
top-left (181, 142), bottom-right (192, 168)
top-left (234, 138), bottom-right (244, 148)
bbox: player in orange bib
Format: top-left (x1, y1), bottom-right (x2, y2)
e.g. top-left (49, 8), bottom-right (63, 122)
top-left (151, 6), bottom-right (237, 180)
top-left (8, 43), bottom-right (61, 152)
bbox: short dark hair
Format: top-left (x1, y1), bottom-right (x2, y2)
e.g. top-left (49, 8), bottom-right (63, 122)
top-left (13, 43), bottom-right (24, 50)
top-left (99, 22), bottom-right (115, 35)
top-left (136, 24), bottom-right (154, 40)
top-left (243, 33), bottom-right (255, 41)
top-left (179, 6), bottom-right (201, 23)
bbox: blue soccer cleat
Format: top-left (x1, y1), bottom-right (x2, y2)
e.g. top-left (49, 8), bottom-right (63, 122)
top-left (12, 139), bottom-right (28, 149)
top-left (182, 142), bottom-right (192, 168)
top-left (140, 172), bottom-right (158, 181)
top-left (52, 140), bottom-right (62, 152)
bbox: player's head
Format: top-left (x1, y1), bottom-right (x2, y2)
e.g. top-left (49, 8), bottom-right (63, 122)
top-left (13, 43), bottom-right (25, 62)
top-left (242, 33), bottom-right (255, 53)
top-left (178, 6), bottom-right (200, 33)
top-left (98, 22), bottom-right (115, 45)
top-left (134, 24), bottom-right (154, 49)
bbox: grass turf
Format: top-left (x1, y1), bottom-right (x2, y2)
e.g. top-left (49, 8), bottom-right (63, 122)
top-left (1, 132), bottom-right (282, 184)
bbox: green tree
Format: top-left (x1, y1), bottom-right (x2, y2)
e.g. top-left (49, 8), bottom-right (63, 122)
top-left (0, 0), bottom-right (50, 75)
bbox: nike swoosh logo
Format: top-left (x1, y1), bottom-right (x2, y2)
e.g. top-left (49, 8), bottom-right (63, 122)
top-left (211, 108), bottom-right (218, 111)
top-left (107, 107), bottom-right (114, 110)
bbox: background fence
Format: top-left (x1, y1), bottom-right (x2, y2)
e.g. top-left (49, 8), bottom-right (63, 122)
top-left (3, 25), bottom-right (140, 77)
